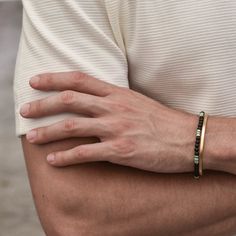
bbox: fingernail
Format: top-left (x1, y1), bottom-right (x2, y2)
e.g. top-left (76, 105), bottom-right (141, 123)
top-left (30, 76), bottom-right (40, 86)
top-left (20, 103), bottom-right (30, 116)
top-left (47, 154), bottom-right (55, 163)
top-left (26, 130), bottom-right (37, 142)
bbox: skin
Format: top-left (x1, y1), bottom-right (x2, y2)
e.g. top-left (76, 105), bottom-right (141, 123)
top-left (21, 71), bottom-right (236, 175)
top-left (20, 71), bottom-right (197, 174)
top-left (22, 136), bottom-right (236, 236)
top-left (19, 71), bottom-right (236, 235)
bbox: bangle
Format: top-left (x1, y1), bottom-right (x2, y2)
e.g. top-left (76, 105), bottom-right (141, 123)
top-left (194, 111), bottom-right (205, 179)
top-left (199, 113), bottom-right (209, 176)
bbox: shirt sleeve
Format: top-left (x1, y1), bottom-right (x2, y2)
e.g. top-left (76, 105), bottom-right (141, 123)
top-left (14, 0), bottom-right (129, 137)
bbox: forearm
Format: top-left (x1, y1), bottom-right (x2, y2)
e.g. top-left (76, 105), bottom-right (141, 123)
top-left (21, 136), bottom-right (236, 236)
top-left (80, 170), bottom-right (236, 236)
top-left (204, 115), bottom-right (236, 175)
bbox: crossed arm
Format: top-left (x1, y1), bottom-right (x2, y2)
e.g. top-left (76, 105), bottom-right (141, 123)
top-left (22, 136), bottom-right (236, 236)
top-left (20, 72), bottom-right (236, 236)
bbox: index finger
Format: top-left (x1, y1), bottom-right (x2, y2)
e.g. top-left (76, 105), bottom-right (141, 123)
top-left (29, 71), bottom-right (118, 97)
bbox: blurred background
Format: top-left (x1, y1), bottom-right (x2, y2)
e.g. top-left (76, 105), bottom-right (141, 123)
top-left (0, 1), bottom-right (44, 235)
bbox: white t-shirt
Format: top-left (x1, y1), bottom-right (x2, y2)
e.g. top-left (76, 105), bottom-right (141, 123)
top-left (14, 0), bottom-right (236, 136)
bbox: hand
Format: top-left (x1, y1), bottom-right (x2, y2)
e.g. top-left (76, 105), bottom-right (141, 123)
top-left (20, 71), bottom-right (198, 173)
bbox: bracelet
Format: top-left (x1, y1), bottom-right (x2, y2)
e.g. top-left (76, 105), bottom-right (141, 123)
top-left (199, 113), bottom-right (208, 176)
top-left (194, 111), bottom-right (205, 179)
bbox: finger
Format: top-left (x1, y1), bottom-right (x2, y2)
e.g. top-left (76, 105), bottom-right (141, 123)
top-left (26, 118), bottom-right (109, 144)
top-left (46, 141), bottom-right (113, 167)
top-left (29, 71), bottom-right (118, 96)
top-left (20, 90), bottom-right (105, 118)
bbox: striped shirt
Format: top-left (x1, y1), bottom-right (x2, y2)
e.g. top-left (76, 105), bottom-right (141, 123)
top-left (14, 0), bottom-right (236, 136)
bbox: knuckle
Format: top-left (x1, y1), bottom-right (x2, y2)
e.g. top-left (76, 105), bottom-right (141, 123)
top-left (104, 85), bottom-right (117, 96)
top-left (112, 119), bottom-right (133, 134)
top-left (112, 102), bottom-right (133, 113)
top-left (75, 147), bottom-right (87, 159)
top-left (63, 119), bottom-right (77, 133)
top-left (112, 138), bottom-right (136, 157)
top-left (60, 90), bottom-right (75, 105)
top-left (99, 98), bottom-right (113, 114)
top-left (72, 72), bottom-right (87, 87)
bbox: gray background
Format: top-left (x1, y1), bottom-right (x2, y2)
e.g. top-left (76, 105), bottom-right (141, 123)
top-left (0, 1), bottom-right (44, 235)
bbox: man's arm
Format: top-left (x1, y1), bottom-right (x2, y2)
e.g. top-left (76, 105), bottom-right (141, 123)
top-left (21, 135), bottom-right (236, 236)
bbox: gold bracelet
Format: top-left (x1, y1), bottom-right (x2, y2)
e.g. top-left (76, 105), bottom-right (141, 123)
top-left (199, 113), bottom-right (209, 176)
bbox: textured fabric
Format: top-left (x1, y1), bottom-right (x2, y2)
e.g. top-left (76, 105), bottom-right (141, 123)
top-left (14, 0), bottom-right (236, 137)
